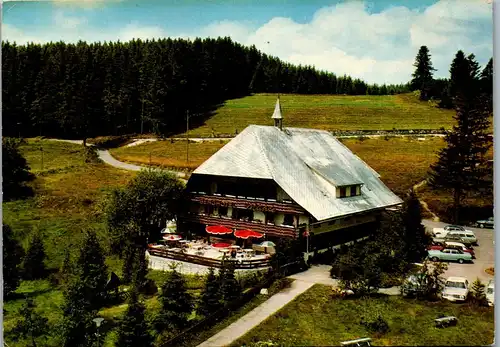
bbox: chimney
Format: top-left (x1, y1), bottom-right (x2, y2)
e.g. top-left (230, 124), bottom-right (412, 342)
top-left (271, 96), bottom-right (283, 130)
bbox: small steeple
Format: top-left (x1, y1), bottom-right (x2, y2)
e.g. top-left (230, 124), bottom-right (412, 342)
top-left (271, 96), bottom-right (283, 130)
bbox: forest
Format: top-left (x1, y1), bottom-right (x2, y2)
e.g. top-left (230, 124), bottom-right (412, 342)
top-left (2, 37), bottom-right (411, 139)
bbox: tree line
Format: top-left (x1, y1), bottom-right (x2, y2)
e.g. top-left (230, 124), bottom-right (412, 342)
top-left (2, 37), bottom-right (410, 140)
top-left (410, 45), bottom-right (493, 109)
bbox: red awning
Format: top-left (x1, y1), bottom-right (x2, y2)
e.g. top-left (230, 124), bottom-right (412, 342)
top-left (212, 242), bottom-right (232, 248)
top-left (206, 225), bottom-right (233, 235)
top-left (234, 229), bottom-right (264, 239)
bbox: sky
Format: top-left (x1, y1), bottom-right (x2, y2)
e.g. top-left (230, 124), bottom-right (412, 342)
top-left (2, 0), bottom-right (493, 84)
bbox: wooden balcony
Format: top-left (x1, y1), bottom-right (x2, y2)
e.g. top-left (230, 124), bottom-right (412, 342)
top-left (189, 193), bottom-right (305, 214)
top-left (181, 213), bottom-right (298, 238)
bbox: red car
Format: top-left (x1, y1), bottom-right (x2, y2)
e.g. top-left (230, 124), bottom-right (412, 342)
top-left (428, 242), bottom-right (475, 259)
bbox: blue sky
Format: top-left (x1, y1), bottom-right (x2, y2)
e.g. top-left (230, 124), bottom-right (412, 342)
top-left (2, 0), bottom-right (493, 84)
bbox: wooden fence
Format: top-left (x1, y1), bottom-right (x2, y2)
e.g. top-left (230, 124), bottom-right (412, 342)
top-left (148, 247), bottom-right (272, 269)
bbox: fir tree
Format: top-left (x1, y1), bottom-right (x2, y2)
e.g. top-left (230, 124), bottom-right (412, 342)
top-left (2, 137), bottom-right (34, 200)
top-left (219, 260), bottom-right (241, 303)
top-left (402, 190), bottom-right (430, 263)
top-left (10, 298), bottom-right (49, 347)
top-left (60, 230), bottom-right (108, 346)
top-left (429, 52), bottom-right (492, 223)
top-left (410, 46), bottom-right (436, 100)
top-left (471, 278), bottom-right (488, 306)
top-left (155, 267), bottom-right (194, 331)
top-left (116, 289), bottom-right (153, 347)
top-left (23, 232), bottom-right (47, 280)
top-left (3, 224), bottom-right (25, 298)
top-left (480, 57), bottom-right (493, 112)
top-left (198, 267), bottom-right (222, 317)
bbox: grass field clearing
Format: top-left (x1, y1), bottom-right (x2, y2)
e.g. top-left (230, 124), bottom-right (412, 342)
top-left (232, 284), bottom-right (494, 346)
top-left (183, 93), bottom-right (455, 137)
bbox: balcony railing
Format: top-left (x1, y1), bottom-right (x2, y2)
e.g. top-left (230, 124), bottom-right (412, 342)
top-left (148, 247), bottom-right (272, 269)
top-left (181, 213), bottom-right (299, 238)
top-left (189, 193), bottom-right (305, 214)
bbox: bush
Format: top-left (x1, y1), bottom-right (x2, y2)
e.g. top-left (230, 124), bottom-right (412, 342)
top-left (379, 273), bottom-right (403, 288)
top-left (361, 314), bottom-right (390, 335)
top-left (84, 146), bottom-right (101, 163)
top-left (89, 135), bottom-right (132, 149)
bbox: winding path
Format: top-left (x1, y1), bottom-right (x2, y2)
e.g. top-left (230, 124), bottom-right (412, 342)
top-left (46, 139), bottom-right (187, 180)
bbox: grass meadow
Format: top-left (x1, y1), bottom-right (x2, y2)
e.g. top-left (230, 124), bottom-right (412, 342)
top-left (232, 284), bottom-right (494, 347)
top-left (182, 93), bottom-right (456, 137)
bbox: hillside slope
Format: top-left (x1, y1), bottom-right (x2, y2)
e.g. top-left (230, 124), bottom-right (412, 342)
top-left (183, 93), bottom-right (455, 137)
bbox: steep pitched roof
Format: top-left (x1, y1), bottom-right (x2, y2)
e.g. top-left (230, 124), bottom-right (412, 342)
top-left (192, 125), bottom-right (402, 221)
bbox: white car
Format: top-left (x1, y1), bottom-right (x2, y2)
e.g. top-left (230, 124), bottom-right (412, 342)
top-left (486, 280), bottom-right (494, 306)
top-left (433, 225), bottom-right (472, 238)
top-left (442, 277), bottom-right (469, 302)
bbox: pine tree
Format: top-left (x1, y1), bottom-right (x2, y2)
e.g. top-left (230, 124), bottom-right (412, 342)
top-left (219, 260), bottom-right (241, 303)
top-left (410, 46), bottom-right (436, 100)
top-left (3, 137), bottom-right (34, 201)
top-left (60, 230), bottom-right (108, 346)
top-left (116, 289), bottom-right (153, 347)
top-left (480, 57), bottom-right (493, 112)
top-left (471, 278), bottom-right (488, 306)
top-left (10, 298), bottom-right (49, 347)
top-left (197, 267), bottom-right (222, 317)
top-left (3, 224), bottom-right (25, 298)
top-left (23, 232), bottom-right (47, 280)
top-left (75, 229), bottom-right (109, 310)
top-left (155, 267), bottom-right (194, 331)
top-left (429, 52), bottom-right (492, 223)
top-left (402, 190), bottom-right (430, 263)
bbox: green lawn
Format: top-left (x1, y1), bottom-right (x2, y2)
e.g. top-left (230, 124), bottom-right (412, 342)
top-left (232, 284), bottom-right (494, 346)
top-left (183, 93), bottom-right (455, 137)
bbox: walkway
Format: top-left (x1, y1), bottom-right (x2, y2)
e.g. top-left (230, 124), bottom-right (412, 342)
top-left (197, 280), bottom-right (315, 347)
top-left (197, 265), bottom-right (400, 347)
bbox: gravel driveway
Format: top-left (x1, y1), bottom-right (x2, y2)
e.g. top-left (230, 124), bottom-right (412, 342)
top-left (422, 220), bottom-right (494, 283)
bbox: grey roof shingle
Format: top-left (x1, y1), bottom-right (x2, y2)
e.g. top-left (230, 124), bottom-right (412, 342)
top-left (192, 125), bottom-right (403, 221)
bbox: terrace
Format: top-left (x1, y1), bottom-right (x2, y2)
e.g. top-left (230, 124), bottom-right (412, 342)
top-left (147, 233), bottom-right (275, 270)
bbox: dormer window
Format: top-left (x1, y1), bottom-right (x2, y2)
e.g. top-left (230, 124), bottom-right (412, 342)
top-left (337, 184), bottom-right (362, 198)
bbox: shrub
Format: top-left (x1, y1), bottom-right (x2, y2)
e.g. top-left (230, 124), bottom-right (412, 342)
top-left (89, 135), bottom-right (132, 149)
top-left (361, 314), bottom-right (390, 335)
top-left (470, 278), bottom-right (488, 306)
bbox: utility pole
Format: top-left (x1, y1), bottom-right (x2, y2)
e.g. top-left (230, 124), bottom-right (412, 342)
top-left (141, 100), bottom-right (144, 134)
top-left (186, 110), bottom-right (190, 165)
top-left (40, 147), bottom-right (44, 170)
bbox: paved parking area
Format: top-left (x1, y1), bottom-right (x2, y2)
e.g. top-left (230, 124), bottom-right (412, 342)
top-left (422, 220), bottom-right (495, 283)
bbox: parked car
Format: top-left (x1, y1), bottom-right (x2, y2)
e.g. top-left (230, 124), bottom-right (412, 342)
top-left (442, 277), bottom-right (469, 302)
top-left (444, 230), bottom-right (478, 246)
top-left (432, 225), bottom-right (472, 238)
top-left (475, 217), bottom-right (494, 229)
top-left (486, 280), bottom-right (494, 306)
top-left (427, 248), bottom-right (473, 263)
top-left (428, 241), bottom-right (475, 258)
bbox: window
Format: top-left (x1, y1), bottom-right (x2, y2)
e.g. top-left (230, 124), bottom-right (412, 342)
top-left (266, 213), bottom-right (276, 224)
top-left (219, 206), bottom-right (228, 217)
top-left (339, 187), bottom-right (347, 198)
top-left (283, 214), bottom-right (294, 226)
top-left (203, 205), bottom-right (213, 215)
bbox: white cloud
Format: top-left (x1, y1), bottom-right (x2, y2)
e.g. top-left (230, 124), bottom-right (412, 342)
top-left (2, 0), bottom-right (492, 84)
